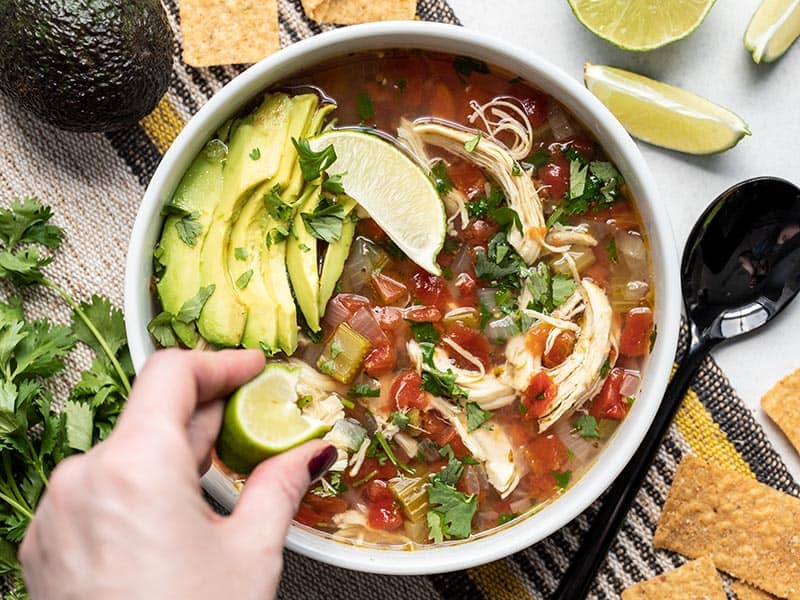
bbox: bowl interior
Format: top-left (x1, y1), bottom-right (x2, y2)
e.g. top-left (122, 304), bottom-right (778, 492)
top-left (124, 21), bottom-right (681, 575)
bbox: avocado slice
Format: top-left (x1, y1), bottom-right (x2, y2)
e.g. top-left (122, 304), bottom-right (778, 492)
top-left (287, 186), bottom-right (324, 332)
top-left (318, 207), bottom-right (357, 315)
top-left (197, 94), bottom-right (294, 346)
top-left (155, 138), bottom-right (226, 346)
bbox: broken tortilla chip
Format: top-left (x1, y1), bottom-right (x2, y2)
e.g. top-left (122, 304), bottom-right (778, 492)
top-left (654, 456), bottom-right (800, 599)
top-left (762, 368), bottom-right (800, 457)
top-left (732, 581), bottom-right (779, 600)
top-left (621, 557), bottom-right (725, 600)
top-left (303, 0), bottom-right (417, 25)
top-left (180, 0), bottom-right (280, 67)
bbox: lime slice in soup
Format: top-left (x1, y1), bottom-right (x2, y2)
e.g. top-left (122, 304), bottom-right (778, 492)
top-left (216, 363), bottom-right (328, 474)
top-left (568, 0), bottom-right (717, 50)
top-left (745, 0), bottom-right (800, 63)
top-left (308, 130), bottom-right (446, 276)
top-left (584, 63), bottom-right (750, 155)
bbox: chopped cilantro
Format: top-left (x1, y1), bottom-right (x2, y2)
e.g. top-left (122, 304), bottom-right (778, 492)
top-left (464, 133), bottom-right (482, 153)
top-left (462, 455), bottom-right (480, 465)
top-left (431, 163), bottom-right (454, 196)
top-left (391, 410), bottom-right (410, 429)
top-left (626, 396), bottom-right (636, 406)
top-left (427, 458), bottom-right (477, 541)
top-left (292, 137), bottom-right (337, 182)
top-left (606, 236), bottom-right (618, 263)
top-left (322, 173), bottom-right (346, 195)
top-left (301, 198), bottom-right (347, 243)
top-left (479, 302), bottom-right (492, 329)
top-left (396, 78), bottom-right (408, 92)
top-left (418, 342), bottom-right (468, 399)
top-left (498, 513), bottom-right (518, 525)
top-left (356, 93), bottom-right (375, 122)
top-left (175, 285), bottom-right (215, 323)
top-left (600, 358), bottom-right (610, 378)
top-left (249, 147), bottom-right (261, 161)
top-left (263, 184), bottom-right (292, 222)
top-left (553, 470), bottom-right (572, 490)
top-left (235, 269), bottom-right (253, 290)
top-left (466, 402), bottom-right (492, 432)
top-left (558, 149), bottom-right (625, 215)
top-left (161, 201), bottom-right (201, 247)
top-left (319, 359), bottom-right (335, 376)
top-left (526, 263), bottom-right (575, 313)
top-left (234, 247), bottom-right (247, 260)
top-left (330, 340), bottom-right (342, 359)
top-left (512, 162), bottom-right (522, 176)
top-left (374, 431), bottom-right (414, 475)
top-left (299, 243), bottom-right (311, 253)
top-left (452, 55), bottom-right (490, 84)
top-left (311, 471), bottom-right (347, 497)
top-left (527, 147), bottom-right (552, 168)
top-left (439, 443), bottom-right (455, 461)
top-left (473, 232), bottom-right (526, 289)
top-left (348, 383), bottom-right (380, 397)
top-left (552, 274), bottom-right (576, 306)
top-left (410, 321), bottom-right (440, 344)
top-left (574, 414), bottom-right (600, 439)
top-left (298, 395), bottom-right (313, 409)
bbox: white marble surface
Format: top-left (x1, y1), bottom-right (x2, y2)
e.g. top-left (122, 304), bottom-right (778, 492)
top-left (449, 0), bottom-right (800, 482)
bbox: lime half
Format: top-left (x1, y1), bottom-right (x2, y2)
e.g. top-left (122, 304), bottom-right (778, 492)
top-left (568, 0), bottom-right (717, 51)
top-left (745, 0), bottom-right (800, 63)
top-left (308, 130), bottom-right (446, 276)
top-left (216, 363), bottom-right (328, 474)
top-left (584, 63), bottom-right (751, 155)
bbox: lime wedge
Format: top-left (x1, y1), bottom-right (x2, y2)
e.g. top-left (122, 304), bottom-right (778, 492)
top-left (584, 63), bottom-right (751, 155)
top-left (745, 0), bottom-right (800, 63)
top-left (216, 363), bottom-right (328, 474)
top-left (568, 0), bottom-right (717, 51)
top-left (308, 130), bottom-right (445, 275)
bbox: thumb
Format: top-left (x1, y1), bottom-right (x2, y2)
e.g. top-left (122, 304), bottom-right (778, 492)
top-left (229, 441), bottom-right (338, 543)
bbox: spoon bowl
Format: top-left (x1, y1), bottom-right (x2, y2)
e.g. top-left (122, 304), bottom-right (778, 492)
top-left (553, 176), bottom-right (800, 599)
top-left (684, 177), bottom-right (800, 342)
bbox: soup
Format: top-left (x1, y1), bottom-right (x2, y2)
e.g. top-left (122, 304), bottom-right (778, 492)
top-left (150, 49), bottom-right (654, 547)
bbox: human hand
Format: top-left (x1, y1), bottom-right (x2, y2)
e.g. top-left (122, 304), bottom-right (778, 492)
top-left (20, 349), bottom-right (337, 600)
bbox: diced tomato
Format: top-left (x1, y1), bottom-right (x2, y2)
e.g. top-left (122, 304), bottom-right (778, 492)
top-left (364, 479), bottom-right (394, 502)
top-left (589, 367), bottom-right (628, 420)
top-left (337, 293), bottom-right (371, 313)
top-left (524, 433), bottom-right (569, 499)
top-left (405, 305), bottom-right (442, 323)
top-left (364, 342), bottom-right (396, 377)
top-left (445, 321), bottom-right (490, 369)
top-left (410, 270), bottom-right (450, 309)
top-left (419, 410), bottom-right (468, 458)
top-left (583, 202), bottom-right (639, 232)
top-left (521, 371), bottom-right (559, 420)
top-left (457, 218), bottom-right (499, 247)
top-left (582, 242), bottom-right (612, 287)
top-left (537, 154), bottom-right (570, 200)
top-left (543, 330), bottom-right (576, 369)
top-left (455, 272), bottom-right (478, 307)
top-left (356, 218), bottom-right (387, 240)
top-left (345, 457), bottom-right (397, 483)
top-left (619, 307), bottom-right (654, 357)
top-left (295, 493), bottom-right (348, 528)
top-left (517, 92), bottom-right (550, 127)
top-left (367, 498), bottom-right (404, 530)
top-left (390, 369), bottom-right (426, 410)
top-left (370, 272), bottom-right (408, 304)
top-left (447, 158), bottom-right (487, 199)
top-left (373, 306), bottom-right (403, 331)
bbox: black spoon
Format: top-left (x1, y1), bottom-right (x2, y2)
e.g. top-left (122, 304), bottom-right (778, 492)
top-left (552, 176), bottom-right (800, 600)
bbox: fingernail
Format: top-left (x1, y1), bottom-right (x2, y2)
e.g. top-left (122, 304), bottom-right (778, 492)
top-left (307, 445), bottom-right (337, 483)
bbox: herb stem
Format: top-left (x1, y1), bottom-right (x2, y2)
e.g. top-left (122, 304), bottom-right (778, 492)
top-left (375, 431), bottom-right (415, 476)
top-left (0, 487), bottom-right (32, 520)
top-left (43, 280), bottom-right (132, 395)
top-left (2, 455), bottom-right (29, 511)
top-left (26, 439), bottom-right (49, 486)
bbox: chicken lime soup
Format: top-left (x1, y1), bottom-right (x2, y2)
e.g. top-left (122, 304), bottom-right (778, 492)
top-left (150, 50), bottom-right (655, 546)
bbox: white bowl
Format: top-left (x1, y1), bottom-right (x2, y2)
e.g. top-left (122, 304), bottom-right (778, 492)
top-left (124, 21), bottom-right (681, 575)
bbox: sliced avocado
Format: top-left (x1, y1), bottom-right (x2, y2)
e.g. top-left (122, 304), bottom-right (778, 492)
top-left (287, 186), bottom-right (323, 331)
top-left (156, 139), bottom-right (226, 318)
top-left (319, 206), bottom-right (357, 315)
top-left (197, 94), bottom-right (293, 346)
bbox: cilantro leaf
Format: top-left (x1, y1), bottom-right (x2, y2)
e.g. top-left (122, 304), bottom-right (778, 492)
top-left (574, 414), bottom-right (600, 439)
top-left (498, 513), bottom-right (518, 525)
top-left (292, 138), bottom-right (337, 182)
top-left (464, 133), bottom-right (482, 153)
top-left (427, 511), bottom-right (445, 544)
top-left (410, 322), bottom-right (440, 344)
top-left (552, 274), bottom-right (576, 307)
top-left (175, 285), bottom-right (215, 324)
top-left (348, 383), bottom-right (380, 397)
top-left (71, 295), bottom-right (127, 358)
top-left (466, 402), bottom-right (492, 432)
top-left (453, 56), bottom-right (490, 84)
top-left (235, 269), bottom-right (253, 290)
top-left (64, 400), bottom-right (93, 452)
top-left (391, 410), bottom-right (410, 429)
top-left (322, 173), bottom-right (346, 195)
top-left (606, 236), bottom-right (618, 263)
top-left (431, 163), bottom-right (454, 196)
top-left (147, 311), bottom-right (178, 348)
top-left (301, 200), bottom-right (346, 243)
top-left (0, 198), bottom-right (61, 250)
top-left (428, 461), bottom-right (477, 540)
top-left (162, 201), bottom-right (201, 247)
top-left (263, 184), bottom-right (292, 223)
top-left (357, 93), bottom-right (375, 121)
top-left (553, 470), bottom-right (572, 489)
top-left (249, 147), bottom-right (261, 161)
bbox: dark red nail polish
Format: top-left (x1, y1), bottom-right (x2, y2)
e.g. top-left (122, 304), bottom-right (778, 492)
top-left (307, 445), bottom-right (337, 483)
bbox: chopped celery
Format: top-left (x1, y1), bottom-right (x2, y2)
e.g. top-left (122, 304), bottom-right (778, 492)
top-left (442, 306), bottom-right (480, 329)
top-left (407, 408), bottom-right (422, 436)
top-left (317, 322), bottom-right (370, 384)
top-left (389, 476), bottom-right (430, 522)
top-left (550, 245), bottom-right (596, 274)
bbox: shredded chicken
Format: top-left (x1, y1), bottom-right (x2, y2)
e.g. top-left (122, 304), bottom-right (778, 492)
top-left (467, 97), bottom-right (534, 161)
top-left (408, 120), bottom-right (557, 264)
top-left (428, 397), bottom-right (521, 498)
top-left (332, 510), bottom-right (413, 546)
top-left (545, 223), bottom-right (598, 248)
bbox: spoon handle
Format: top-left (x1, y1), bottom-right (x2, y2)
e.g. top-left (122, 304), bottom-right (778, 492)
top-left (550, 335), bottom-right (713, 600)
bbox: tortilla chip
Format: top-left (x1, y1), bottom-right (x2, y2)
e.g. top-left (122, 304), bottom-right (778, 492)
top-left (654, 456), bottom-right (800, 599)
top-left (762, 368), bottom-right (800, 456)
top-left (180, 0), bottom-right (279, 67)
top-left (305, 0), bottom-right (417, 24)
top-left (732, 581), bottom-right (779, 600)
top-left (621, 557), bottom-right (725, 599)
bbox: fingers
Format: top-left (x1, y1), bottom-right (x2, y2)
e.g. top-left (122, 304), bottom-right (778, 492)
top-left (187, 401), bottom-right (224, 473)
top-left (229, 441), bottom-right (337, 544)
top-left (117, 349), bottom-right (265, 434)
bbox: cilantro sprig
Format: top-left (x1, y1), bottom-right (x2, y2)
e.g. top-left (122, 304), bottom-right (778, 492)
top-left (426, 457), bottom-right (477, 543)
top-left (559, 147), bottom-right (624, 216)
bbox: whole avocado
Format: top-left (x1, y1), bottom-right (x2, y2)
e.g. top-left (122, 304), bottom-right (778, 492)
top-left (0, 0), bottom-right (174, 132)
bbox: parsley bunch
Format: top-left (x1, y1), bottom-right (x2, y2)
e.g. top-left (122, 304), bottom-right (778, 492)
top-left (0, 198), bottom-right (133, 595)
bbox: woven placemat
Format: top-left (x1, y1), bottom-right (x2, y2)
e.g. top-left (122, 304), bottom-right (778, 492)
top-left (1, 1), bottom-right (797, 598)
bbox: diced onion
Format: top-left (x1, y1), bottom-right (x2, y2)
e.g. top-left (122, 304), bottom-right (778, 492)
top-left (609, 277), bottom-right (649, 312)
top-left (321, 296), bottom-right (353, 331)
top-left (344, 237), bottom-right (390, 294)
top-left (348, 307), bottom-right (386, 347)
top-left (486, 315), bottom-right (520, 343)
top-left (550, 245), bottom-right (596, 274)
top-left (547, 106), bottom-right (575, 142)
top-left (620, 371), bottom-right (640, 398)
top-left (614, 231), bottom-right (647, 277)
top-left (451, 244), bottom-right (473, 276)
top-left (478, 287), bottom-right (498, 312)
top-left (510, 497), bottom-right (531, 514)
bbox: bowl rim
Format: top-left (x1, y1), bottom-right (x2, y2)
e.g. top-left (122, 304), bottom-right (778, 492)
top-left (124, 20), bottom-right (681, 575)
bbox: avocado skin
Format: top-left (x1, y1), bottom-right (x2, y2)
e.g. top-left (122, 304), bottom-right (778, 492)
top-left (0, 0), bottom-right (173, 132)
